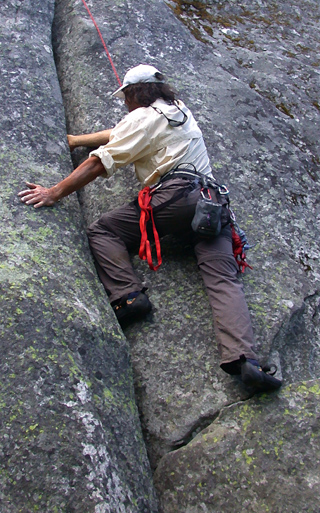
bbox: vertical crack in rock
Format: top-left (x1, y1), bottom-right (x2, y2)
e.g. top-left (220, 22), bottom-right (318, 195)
top-left (0, 1), bottom-right (158, 511)
top-left (49, 0), bottom-right (320, 474)
top-left (43, 1), bottom-right (320, 511)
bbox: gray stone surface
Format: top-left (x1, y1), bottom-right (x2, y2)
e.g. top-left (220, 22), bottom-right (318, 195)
top-left (52, 0), bottom-right (320, 476)
top-left (0, 1), bottom-right (157, 511)
top-left (2, 0), bottom-right (319, 511)
top-left (167, 0), bottom-right (320, 161)
top-left (154, 379), bottom-right (320, 513)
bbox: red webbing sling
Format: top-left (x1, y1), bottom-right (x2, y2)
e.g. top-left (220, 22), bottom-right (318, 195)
top-left (138, 187), bottom-right (162, 271)
top-left (138, 184), bottom-right (253, 274)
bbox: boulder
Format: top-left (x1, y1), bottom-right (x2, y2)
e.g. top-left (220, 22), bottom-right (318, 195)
top-left (52, 0), bottom-right (320, 478)
top-left (0, 1), bottom-right (157, 511)
top-left (154, 379), bottom-right (320, 513)
top-left (3, 0), bottom-right (319, 511)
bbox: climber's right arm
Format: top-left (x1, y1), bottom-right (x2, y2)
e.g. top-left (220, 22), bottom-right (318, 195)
top-left (18, 156), bottom-right (105, 208)
top-left (67, 129), bottom-right (113, 151)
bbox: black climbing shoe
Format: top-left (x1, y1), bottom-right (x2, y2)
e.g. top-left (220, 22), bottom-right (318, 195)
top-left (240, 355), bottom-right (282, 392)
top-left (112, 291), bottom-right (152, 326)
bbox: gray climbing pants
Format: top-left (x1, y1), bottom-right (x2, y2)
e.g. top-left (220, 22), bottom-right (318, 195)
top-left (87, 177), bottom-right (257, 370)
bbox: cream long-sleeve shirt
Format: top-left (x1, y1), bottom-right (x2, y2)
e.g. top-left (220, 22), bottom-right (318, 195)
top-left (90, 99), bottom-right (213, 186)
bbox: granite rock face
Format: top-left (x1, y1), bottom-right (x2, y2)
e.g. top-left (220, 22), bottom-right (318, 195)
top-left (1, 0), bottom-right (319, 511)
top-left (154, 379), bottom-right (320, 513)
top-left (0, 1), bottom-right (157, 511)
top-left (52, 0), bottom-right (319, 465)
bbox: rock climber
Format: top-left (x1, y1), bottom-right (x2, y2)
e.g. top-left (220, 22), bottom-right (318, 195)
top-left (18, 64), bottom-right (282, 392)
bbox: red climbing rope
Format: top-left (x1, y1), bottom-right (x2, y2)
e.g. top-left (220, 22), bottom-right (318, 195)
top-left (80, 0), bottom-right (122, 86)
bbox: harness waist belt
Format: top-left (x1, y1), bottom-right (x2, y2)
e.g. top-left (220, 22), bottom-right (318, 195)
top-left (159, 167), bottom-right (218, 189)
top-left (159, 167), bottom-right (230, 197)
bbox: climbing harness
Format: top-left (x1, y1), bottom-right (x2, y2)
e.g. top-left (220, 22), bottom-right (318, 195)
top-left (80, 0), bottom-right (122, 86)
top-left (136, 166), bottom-right (253, 273)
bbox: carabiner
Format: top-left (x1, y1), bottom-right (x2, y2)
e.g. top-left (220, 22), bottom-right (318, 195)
top-left (218, 184), bottom-right (229, 195)
top-left (201, 187), bottom-right (212, 200)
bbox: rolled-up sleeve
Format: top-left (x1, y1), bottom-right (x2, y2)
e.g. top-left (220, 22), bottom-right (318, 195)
top-left (89, 114), bottom-right (152, 179)
top-left (89, 146), bottom-right (117, 178)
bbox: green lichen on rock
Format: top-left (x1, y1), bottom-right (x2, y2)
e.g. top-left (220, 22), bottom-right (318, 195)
top-left (154, 380), bottom-right (320, 513)
top-left (51, 0), bottom-right (320, 477)
top-left (4, 0), bottom-right (317, 510)
top-left (0, 1), bottom-right (157, 511)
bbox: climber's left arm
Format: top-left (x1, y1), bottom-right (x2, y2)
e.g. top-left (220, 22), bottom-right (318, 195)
top-left (67, 129), bottom-right (113, 152)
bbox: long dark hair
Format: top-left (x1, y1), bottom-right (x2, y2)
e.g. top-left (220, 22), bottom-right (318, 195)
top-left (123, 73), bottom-right (176, 107)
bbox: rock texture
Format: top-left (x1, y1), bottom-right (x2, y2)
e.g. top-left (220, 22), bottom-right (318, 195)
top-left (52, 0), bottom-right (319, 468)
top-left (1, 0), bottom-right (319, 511)
top-left (0, 1), bottom-right (157, 511)
top-left (154, 379), bottom-right (320, 513)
